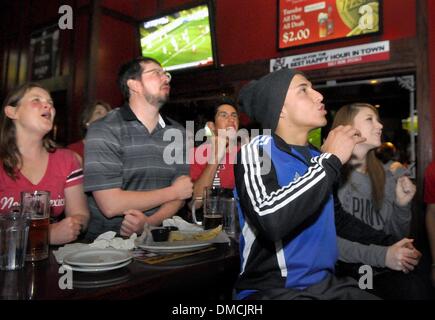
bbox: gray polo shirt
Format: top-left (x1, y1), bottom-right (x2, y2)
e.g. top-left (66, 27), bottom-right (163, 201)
top-left (83, 104), bottom-right (189, 239)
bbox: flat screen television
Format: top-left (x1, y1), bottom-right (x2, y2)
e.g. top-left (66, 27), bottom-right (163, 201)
top-left (138, 2), bottom-right (217, 72)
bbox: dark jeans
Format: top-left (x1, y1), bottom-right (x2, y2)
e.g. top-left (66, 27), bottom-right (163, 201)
top-left (245, 274), bottom-right (379, 300)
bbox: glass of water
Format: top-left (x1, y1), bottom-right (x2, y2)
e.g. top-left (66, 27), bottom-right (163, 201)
top-left (0, 207), bottom-right (29, 270)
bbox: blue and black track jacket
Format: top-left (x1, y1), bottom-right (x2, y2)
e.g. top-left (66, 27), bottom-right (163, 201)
top-left (234, 134), bottom-right (394, 299)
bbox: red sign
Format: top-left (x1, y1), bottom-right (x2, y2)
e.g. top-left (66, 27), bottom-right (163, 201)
top-left (278, 0), bottom-right (381, 49)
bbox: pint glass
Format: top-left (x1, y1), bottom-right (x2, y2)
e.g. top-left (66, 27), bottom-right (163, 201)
top-left (21, 191), bottom-right (50, 261)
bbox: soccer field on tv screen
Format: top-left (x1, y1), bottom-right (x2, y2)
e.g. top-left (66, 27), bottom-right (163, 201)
top-left (140, 8), bottom-right (214, 71)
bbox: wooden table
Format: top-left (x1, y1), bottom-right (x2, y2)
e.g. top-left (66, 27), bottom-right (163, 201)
top-left (0, 242), bottom-right (240, 300)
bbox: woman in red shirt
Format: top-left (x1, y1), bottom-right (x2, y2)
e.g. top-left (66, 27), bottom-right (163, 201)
top-left (0, 83), bottom-right (89, 244)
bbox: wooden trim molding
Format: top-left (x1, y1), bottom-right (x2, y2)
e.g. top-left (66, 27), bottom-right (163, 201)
top-left (412, 0), bottom-right (431, 239)
top-left (100, 6), bottom-right (138, 26)
top-left (87, 0), bottom-right (101, 103)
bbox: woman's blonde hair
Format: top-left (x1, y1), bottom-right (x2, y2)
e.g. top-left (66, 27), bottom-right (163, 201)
top-left (0, 83), bottom-right (56, 179)
top-left (331, 103), bottom-right (385, 210)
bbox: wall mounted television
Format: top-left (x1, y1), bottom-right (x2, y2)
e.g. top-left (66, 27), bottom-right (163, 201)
top-left (138, 1), bottom-right (217, 72)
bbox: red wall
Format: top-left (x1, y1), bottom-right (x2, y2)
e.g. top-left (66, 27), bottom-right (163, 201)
top-left (429, 0), bottom-right (435, 155)
top-left (93, 0), bottom-right (418, 104)
top-left (99, 0), bottom-right (416, 68)
top-left (216, 0), bottom-right (415, 65)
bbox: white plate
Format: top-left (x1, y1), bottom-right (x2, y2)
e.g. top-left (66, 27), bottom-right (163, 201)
top-left (73, 274), bottom-right (130, 288)
top-left (63, 249), bottom-right (133, 267)
top-left (62, 259), bottom-right (132, 273)
top-left (138, 241), bottom-right (212, 253)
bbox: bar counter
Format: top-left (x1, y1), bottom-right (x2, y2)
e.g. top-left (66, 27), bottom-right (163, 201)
top-left (0, 242), bottom-right (240, 300)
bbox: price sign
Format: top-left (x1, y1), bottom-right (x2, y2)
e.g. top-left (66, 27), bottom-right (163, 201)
top-left (278, 0), bottom-right (381, 49)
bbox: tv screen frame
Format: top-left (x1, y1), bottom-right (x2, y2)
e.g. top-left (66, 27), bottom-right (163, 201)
top-left (277, 0), bottom-right (383, 50)
top-left (137, 0), bottom-right (218, 72)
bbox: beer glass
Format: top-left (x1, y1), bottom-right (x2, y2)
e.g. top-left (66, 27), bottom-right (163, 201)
top-left (21, 191), bottom-right (50, 261)
top-left (192, 187), bottom-right (227, 230)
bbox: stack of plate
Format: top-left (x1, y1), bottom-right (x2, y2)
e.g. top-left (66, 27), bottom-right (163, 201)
top-left (139, 241), bottom-right (212, 253)
top-left (62, 249), bottom-right (133, 272)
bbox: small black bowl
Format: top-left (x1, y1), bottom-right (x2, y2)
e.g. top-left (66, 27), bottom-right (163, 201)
top-left (151, 228), bottom-right (170, 242)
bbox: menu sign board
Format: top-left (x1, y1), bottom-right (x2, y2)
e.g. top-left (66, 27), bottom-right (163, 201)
top-left (278, 0), bottom-right (381, 49)
top-left (29, 25), bottom-right (59, 80)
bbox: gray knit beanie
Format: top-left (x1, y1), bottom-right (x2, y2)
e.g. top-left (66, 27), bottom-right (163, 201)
top-left (238, 68), bottom-right (304, 132)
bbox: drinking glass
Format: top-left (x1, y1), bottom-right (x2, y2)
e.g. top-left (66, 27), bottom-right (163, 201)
top-left (0, 207), bottom-right (29, 270)
top-left (21, 191), bottom-right (50, 261)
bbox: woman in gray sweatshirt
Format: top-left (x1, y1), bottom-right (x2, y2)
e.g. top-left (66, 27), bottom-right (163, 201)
top-left (331, 102), bottom-right (429, 299)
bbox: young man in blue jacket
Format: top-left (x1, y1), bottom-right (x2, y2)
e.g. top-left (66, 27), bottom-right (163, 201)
top-left (235, 68), bottom-right (380, 299)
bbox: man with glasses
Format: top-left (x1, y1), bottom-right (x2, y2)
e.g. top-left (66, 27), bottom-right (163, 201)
top-left (84, 57), bottom-right (193, 239)
top-left (190, 98), bottom-right (240, 200)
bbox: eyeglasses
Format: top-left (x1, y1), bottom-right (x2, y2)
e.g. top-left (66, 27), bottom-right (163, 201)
top-left (217, 112), bottom-right (238, 120)
top-left (142, 68), bottom-right (171, 81)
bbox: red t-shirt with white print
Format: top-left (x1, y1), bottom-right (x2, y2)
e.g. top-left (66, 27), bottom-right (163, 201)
top-left (189, 143), bottom-right (239, 189)
top-left (0, 149), bottom-right (83, 216)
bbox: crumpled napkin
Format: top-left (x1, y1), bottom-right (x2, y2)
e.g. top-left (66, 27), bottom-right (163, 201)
top-left (137, 216), bottom-right (230, 244)
top-left (52, 231), bottom-right (138, 264)
top-left (162, 216), bottom-right (203, 232)
top-left (89, 231), bottom-right (137, 250)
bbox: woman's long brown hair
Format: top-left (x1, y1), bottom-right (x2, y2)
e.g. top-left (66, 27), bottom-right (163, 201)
top-left (331, 103), bottom-right (385, 211)
top-left (0, 83), bottom-right (56, 180)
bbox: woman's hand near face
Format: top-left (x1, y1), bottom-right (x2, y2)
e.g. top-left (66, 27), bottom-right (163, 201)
top-left (395, 176), bottom-right (416, 206)
top-left (321, 125), bottom-right (366, 164)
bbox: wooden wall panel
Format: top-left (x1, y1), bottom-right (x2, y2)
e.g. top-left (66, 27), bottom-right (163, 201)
top-left (59, 29), bottom-right (74, 77)
top-left (137, 1), bottom-right (158, 19)
top-left (429, 0), bottom-right (435, 158)
top-left (94, 14), bottom-right (139, 107)
top-left (17, 47), bottom-right (28, 85)
top-left (3, 1), bottom-right (20, 35)
top-left (0, 42), bottom-right (4, 97)
top-left (6, 42), bottom-right (19, 92)
top-left (159, 0), bottom-right (192, 10)
top-left (101, 0), bottom-right (137, 18)
top-left (70, 12), bottom-right (91, 141)
top-left (77, 0), bottom-right (91, 8)
top-left (102, 0), bottom-right (157, 20)
top-left (28, 0), bottom-right (61, 28)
